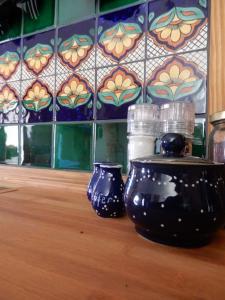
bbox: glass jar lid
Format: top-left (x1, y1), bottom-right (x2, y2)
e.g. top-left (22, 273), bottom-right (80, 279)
top-left (127, 103), bottom-right (159, 135)
top-left (160, 101), bottom-right (195, 137)
top-left (209, 111), bottom-right (225, 124)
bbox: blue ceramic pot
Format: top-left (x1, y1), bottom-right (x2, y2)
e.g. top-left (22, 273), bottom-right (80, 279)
top-left (91, 164), bottom-right (125, 218)
top-left (87, 162), bottom-right (101, 201)
top-left (124, 134), bottom-right (225, 247)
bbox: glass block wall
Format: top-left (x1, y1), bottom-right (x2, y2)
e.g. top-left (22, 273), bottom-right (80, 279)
top-left (0, 0), bottom-right (208, 172)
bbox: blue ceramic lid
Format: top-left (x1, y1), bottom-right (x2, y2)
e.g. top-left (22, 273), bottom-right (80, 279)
top-left (132, 133), bottom-right (219, 166)
top-left (132, 156), bottom-right (217, 165)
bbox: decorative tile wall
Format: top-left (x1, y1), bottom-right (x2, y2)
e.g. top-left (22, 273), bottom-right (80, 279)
top-left (146, 50), bottom-right (207, 113)
top-left (97, 4), bottom-right (146, 67)
top-left (147, 0), bottom-right (208, 57)
top-left (0, 0), bottom-right (209, 172)
top-left (97, 62), bottom-right (144, 120)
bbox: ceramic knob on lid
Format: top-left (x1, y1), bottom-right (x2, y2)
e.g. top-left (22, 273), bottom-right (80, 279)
top-left (161, 133), bottom-right (186, 157)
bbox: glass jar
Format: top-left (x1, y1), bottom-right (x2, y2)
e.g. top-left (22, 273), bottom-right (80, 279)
top-left (127, 104), bottom-right (159, 170)
top-left (160, 101), bottom-right (195, 137)
top-left (128, 135), bottom-right (156, 162)
top-left (209, 111), bottom-right (225, 163)
top-left (159, 101), bottom-right (195, 156)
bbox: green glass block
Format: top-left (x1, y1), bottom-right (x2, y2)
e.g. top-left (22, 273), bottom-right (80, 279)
top-left (22, 125), bottom-right (52, 167)
top-left (192, 118), bottom-right (206, 158)
top-left (23, 0), bottom-right (55, 34)
top-left (95, 122), bottom-right (127, 173)
top-left (58, 0), bottom-right (96, 26)
top-left (100, 0), bottom-right (139, 12)
top-left (55, 124), bottom-right (92, 171)
top-left (0, 126), bottom-right (18, 165)
top-left (0, 3), bottom-right (22, 41)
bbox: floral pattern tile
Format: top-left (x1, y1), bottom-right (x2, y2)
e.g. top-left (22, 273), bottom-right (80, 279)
top-left (97, 4), bottom-right (146, 67)
top-left (97, 61), bottom-right (144, 120)
top-left (21, 76), bottom-right (54, 123)
top-left (22, 30), bottom-right (55, 80)
top-left (0, 81), bottom-right (20, 123)
top-left (57, 18), bottom-right (95, 74)
top-left (0, 0), bottom-right (210, 171)
top-left (56, 69), bottom-right (94, 121)
top-left (0, 39), bottom-right (21, 83)
top-left (146, 50), bottom-right (207, 114)
top-left (147, 0), bottom-right (208, 58)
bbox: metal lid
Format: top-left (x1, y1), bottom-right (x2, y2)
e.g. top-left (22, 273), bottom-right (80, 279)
top-left (210, 111), bottom-right (225, 124)
top-left (132, 155), bottom-right (221, 166)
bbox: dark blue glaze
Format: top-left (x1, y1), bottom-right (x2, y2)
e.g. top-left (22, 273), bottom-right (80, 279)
top-left (161, 133), bottom-right (186, 157)
top-left (87, 162), bottom-right (101, 202)
top-left (148, 0), bottom-right (208, 22)
top-left (56, 18), bottom-right (95, 122)
top-left (96, 3), bottom-right (145, 120)
top-left (98, 4), bottom-right (145, 48)
top-left (91, 165), bottom-right (125, 218)
top-left (124, 160), bottom-right (225, 247)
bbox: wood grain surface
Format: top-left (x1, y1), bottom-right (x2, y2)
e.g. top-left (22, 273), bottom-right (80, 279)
top-left (209, 0), bottom-right (225, 116)
top-left (0, 166), bottom-right (224, 300)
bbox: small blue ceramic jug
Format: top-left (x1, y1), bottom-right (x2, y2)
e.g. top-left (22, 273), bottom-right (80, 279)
top-left (87, 162), bottom-right (101, 201)
top-left (91, 164), bottom-right (125, 218)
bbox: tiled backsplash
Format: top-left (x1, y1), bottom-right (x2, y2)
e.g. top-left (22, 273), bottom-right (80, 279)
top-left (0, 0), bottom-right (208, 172)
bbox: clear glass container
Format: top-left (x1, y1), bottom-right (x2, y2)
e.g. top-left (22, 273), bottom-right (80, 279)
top-left (159, 101), bottom-right (195, 156)
top-left (127, 104), bottom-right (160, 170)
top-left (128, 135), bottom-right (156, 163)
top-left (127, 103), bottom-right (159, 135)
top-left (209, 111), bottom-right (225, 163)
top-left (160, 101), bottom-right (195, 138)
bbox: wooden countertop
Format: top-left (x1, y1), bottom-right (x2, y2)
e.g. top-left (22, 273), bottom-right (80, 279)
top-left (0, 166), bottom-right (225, 300)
